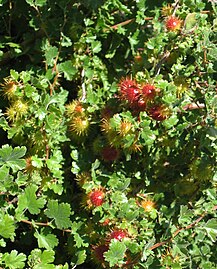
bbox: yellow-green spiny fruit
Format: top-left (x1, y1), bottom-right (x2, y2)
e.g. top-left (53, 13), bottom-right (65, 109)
top-left (65, 100), bottom-right (85, 118)
top-left (69, 115), bottom-right (90, 136)
top-left (5, 99), bottom-right (28, 122)
top-left (1, 78), bottom-right (18, 100)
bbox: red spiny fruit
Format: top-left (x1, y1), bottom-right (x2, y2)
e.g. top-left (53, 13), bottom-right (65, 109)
top-left (118, 77), bottom-right (140, 104)
top-left (109, 229), bottom-right (127, 241)
top-left (101, 146), bottom-right (119, 162)
top-left (148, 104), bottom-right (168, 121)
top-left (92, 244), bottom-right (109, 265)
top-left (141, 84), bottom-right (157, 100)
top-left (134, 97), bottom-right (147, 112)
top-left (89, 189), bottom-right (105, 207)
top-left (165, 16), bottom-right (182, 31)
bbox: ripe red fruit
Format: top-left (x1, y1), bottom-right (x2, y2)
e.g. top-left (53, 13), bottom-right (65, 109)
top-left (109, 229), bottom-right (127, 241)
top-left (148, 105), bottom-right (168, 121)
top-left (101, 146), bottom-right (119, 162)
top-left (118, 77), bottom-right (140, 104)
top-left (141, 84), bottom-right (157, 100)
top-left (89, 190), bottom-right (105, 207)
top-left (165, 16), bottom-right (182, 31)
top-left (135, 97), bottom-right (147, 112)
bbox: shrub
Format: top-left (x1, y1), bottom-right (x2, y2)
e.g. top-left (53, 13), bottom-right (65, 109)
top-left (0, 0), bottom-right (216, 268)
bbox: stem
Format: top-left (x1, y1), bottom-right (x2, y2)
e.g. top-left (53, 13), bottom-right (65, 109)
top-left (149, 206), bottom-right (217, 251)
top-left (111, 17), bottom-right (153, 30)
top-left (172, 0), bottom-right (180, 16)
top-left (21, 219), bottom-right (50, 227)
top-left (20, 219), bottom-right (72, 233)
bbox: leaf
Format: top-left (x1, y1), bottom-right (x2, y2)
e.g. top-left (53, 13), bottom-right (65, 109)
top-left (73, 233), bottom-right (88, 248)
top-left (75, 250), bottom-right (87, 265)
top-left (2, 250), bottom-right (26, 269)
top-left (91, 40), bottom-right (102, 53)
top-left (28, 249), bottom-right (55, 269)
top-left (45, 200), bottom-right (73, 229)
top-left (104, 241), bottom-right (126, 267)
top-left (61, 33), bottom-right (72, 47)
top-left (203, 219), bottom-right (217, 242)
top-left (35, 0), bottom-right (47, 6)
top-left (26, 0), bottom-right (47, 7)
top-left (184, 13), bottom-right (197, 31)
top-left (0, 145), bottom-right (26, 172)
top-left (58, 60), bottom-right (77, 80)
top-left (45, 45), bottom-right (58, 66)
top-left (178, 205), bottom-right (193, 225)
top-left (0, 165), bottom-right (13, 191)
top-left (17, 185), bottom-right (46, 215)
top-left (0, 213), bottom-right (16, 239)
top-left (34, 229), bottom-right (59, 250)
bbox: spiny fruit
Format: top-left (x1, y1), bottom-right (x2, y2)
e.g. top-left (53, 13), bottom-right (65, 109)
top-left (25, 156), bottom-right (34, 174)
top-left (141, 199), bottom-right (156, 212)
top-left (165, 16), bottom-right (182, 32)
top-left (101, 146), bottom-right (120, 162)
top-left (70, 116), bottom-right (90, 136)
top-left (5, 100), bottom-right (28, 121)
top-left (148, 104), bottom-right (169, 121)
top-left (141, 84), bottom-right (158, 101)
top-left (117, 120), bottom-right (132, 136)
top-left (91, 244), bottom-right (109, 266)
top-left (118, 77), bottom-right (140, 104)
top-left (101, 105), bottom-right (115, 119)
top-left (1, 78), bottom-right (18, 100)
top-left (136, 97), bottom-right (147, 112)
top-left (161, 4), bottom-right (173, 17)
top-left (65, 100), bottom-right (84, 117)
top-left (75, 172), bottom-right (91, 187)
top-left (89, 189), bottom-right (105, 207)
top-left (109, 229), bottom-right (127, 241)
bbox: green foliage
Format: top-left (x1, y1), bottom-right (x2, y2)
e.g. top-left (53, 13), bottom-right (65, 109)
top-left (104, 241), bottom-right (127, 267)
top-left (0, 0), bottom-right (216, 268)
top-left (45, 200), bottom-right (73, 229)
top-left (0, 250), bottom-right (26, 269)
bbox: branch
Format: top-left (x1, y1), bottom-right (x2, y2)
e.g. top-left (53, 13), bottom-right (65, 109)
top-left (182, 102), bottom-right (205, 111)
top-left (20, 219), bottom-right (72, 233)
top-left (110, 17), bottom-right (153, 30)
top-left (21, 219), bottom-right (50, 227)
top-left (149, 206), bottom-right (217, 251)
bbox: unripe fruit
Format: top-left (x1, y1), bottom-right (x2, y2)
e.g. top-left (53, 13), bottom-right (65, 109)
top-left (127, 140), bottom-right (143, 153)
top-left (92, 136), bottom-right (105, 155)
top-left (1, 78), bottom-right (18, 100)
top-left (65, 100), bottom-right (84, 117)
top-left (25, 156), bottom-right (34, 174)
top-left (165, 16), bottom-right (182, 31)
top-left (161, 4), bottom-right (173, 17)
top-left (118, 120), bottom-right (132, 136)
top-left (5, 99), bottom-right (28, 122)
top-left (89, 189), bottom-right (105, 207)
top-left (70, 116), bottom-right (90, 136)
top-left (75, 172), bottom-right (91, 187)
top-left (101, 118), bottom-right (113, 134)
top-left (141, 199), bottom-right (156, 212)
